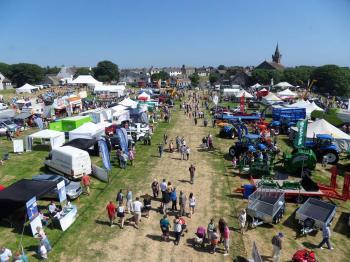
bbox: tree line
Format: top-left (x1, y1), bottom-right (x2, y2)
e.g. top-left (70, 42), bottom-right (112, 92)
top-left (209, 64), bottom-right (350, 96)
top-left (0, 60), bottom-right (119, 87)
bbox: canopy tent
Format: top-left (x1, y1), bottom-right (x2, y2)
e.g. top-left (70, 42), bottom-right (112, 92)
top-left (274, 82), bottom-right (294, 89)
top-left (0, 179), bottom-right (57, 218)
top-left (16, 83), bottom-right (39, 94)
top-left (64, 138), bottom-right (99, 155)
top-left (235, 90), bottom-right (253, 98)
top-left (221, 88), bottom-right (240, 96)
top-left (287, 100), bottom-right (323, 117)
top-left (71, 75), bottom-right (102, 86)
top-left (69, 122), bottom-right (107, 141)
top-left (119, 97), bottom-right (138, 108)
top-left (291, 119), bottom-right (350, 151)
top-left (94, 85), bottom-right (125, 97)
top-left (138, 92), bottom-right (151, 101)
top-left (261, 92), bottom-right (282, 105)
top-left (27, 129), bottom-right (65, 151)
top-left (250, 83), bottom-right (262, 88)
top-left (277, 88), bottom-right (297, 98)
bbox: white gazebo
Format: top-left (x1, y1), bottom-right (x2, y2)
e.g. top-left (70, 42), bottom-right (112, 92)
top-left (277, 88), bottom-right (297, 99)
top-left (16, 83), bottom-right (39, 94)
top-left (261, 92), bottom-right (282, 105)
top-left (250, 83), bottom-right (262, 88)
top-left (69, 122), bottom-right (107, 141)
top-left (71, 75), bottom-right (102, 87)
top-left (287, 100), bottom-right (324, 117)
top-left (27, 129), bottom-right (65, 151)
top-left (274, 82), bottom-right (294, 89)
top-left (119, 97), bottom-right (138, 108)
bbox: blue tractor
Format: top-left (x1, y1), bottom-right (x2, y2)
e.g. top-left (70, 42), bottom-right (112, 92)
top-left (269, 116), bottom-right (298, 135)
top-left (219, 122), bottom-right (248, 139)
top-left (228, 134), bottom-right (268, 158)
top-left (304, 134), bottom-right (340, 164)
top-left (270, 107), bottom-right (306, 135)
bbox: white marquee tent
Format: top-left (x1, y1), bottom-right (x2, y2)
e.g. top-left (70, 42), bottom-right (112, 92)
top-left (274, 82), bottom-right (294, 89)
top-left (16, 83), bottom-right (39, 94)
top-left (27, 129), bottom-right (65, 151)
top-left (94, 85), bottom-right (125, 97)
top-left (287, 100), bottom-right (324, 117)
top-left (261, 92), bottom-right (282, 105)
top-left (277, 88), bottom-right (297, 98)
top-left (69, 122), bottom-right (107, 141)
top-left (71, 75), bottom-right (102, 86)
top-left (119, 97), bottom-right (138, 108)
top-left (291, 119), bottom-right (350, 151)
top-left (235, 90), bottom-right (253, 98)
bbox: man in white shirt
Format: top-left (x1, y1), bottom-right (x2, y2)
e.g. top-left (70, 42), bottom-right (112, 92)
top-left (133, 197), bottom-right (143, 229)
top-left (0, 246), bottom-right (12, 262)
top-left (48, 201), bottom-right (59, 217)
top-left (160, 179), bottom-right (167, 208)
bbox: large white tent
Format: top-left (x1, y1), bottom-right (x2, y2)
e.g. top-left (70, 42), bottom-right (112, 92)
top-left (287, 100), bottom-right (324, 117)
top-left (94, 84), bottom-right (125, 97)
top-left (291, 119), bottom-right (350, 151)
top-left (71, 75), bottom-right (101, 86)
top-left (261, 92), bottom-right (282, 105)
top-left (277, 88), bottom-right (297, 98)
top-left (274, 82), bottom-right (294, 89)
top-left (27, 129), bottom-right (65, 151)
top-left (16, 83), bottom-right (39, 94)
top-left (235, 90), bottom-right (253, 98)
top-left (69, 122), bottom-right (107, 141)
top-left (119, 97), bottom-right (138, 108)
top-left (250, 83), bottom-right (262, 88)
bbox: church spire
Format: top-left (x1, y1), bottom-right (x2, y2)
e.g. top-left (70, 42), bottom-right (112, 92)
top-left (272, 43), bottom-right (282, 64)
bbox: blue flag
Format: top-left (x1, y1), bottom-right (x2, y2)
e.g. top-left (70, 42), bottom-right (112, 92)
top-left (98, 139), bottom-right (111, 171)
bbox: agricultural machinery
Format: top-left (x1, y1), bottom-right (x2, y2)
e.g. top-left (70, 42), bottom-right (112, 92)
top-left (304, 134), bottom-right (340, 164)
top-left (283, 148), bottom-right (317, 176)
top-left (228, 134), bottom-right (268, 158)
top-left (219, 122), bottom-right (248, 139)
top-left (269, 107), bottom-right (306, 135)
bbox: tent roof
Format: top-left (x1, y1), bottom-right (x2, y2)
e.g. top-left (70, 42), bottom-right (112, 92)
top-left (287, 100), bottom-right (323, 115)
top-left (72, 75), bottom-right (101, 85)
top-left (64, 138), bottom-right (97, 151)
top-left (250, 83), bottom-right (261, 88)
top-left (278, 88), bottom-right (297, 97)
top-left (17, 83), bottom-right (38, 90)
top-left (138, 92), bottom-right (151, 99)
top-left (70, 122), bottom-right (103, 133)
top-left (0, 179), bottom-right (57, 218)
top-left (274, 81), bottom-right (294, 88)
top-left (235, 90), bottom-right (253, 98)
top-left (293, 119), bottom-right (350, 140)
top-left (262, 92), bottom-right (281, 101)
top-left (119, 98), bottom-right (138, 108)
top-left (29, 129), bottom-right (64, 139)
top-left (94, 85), bottom-right (125, 92)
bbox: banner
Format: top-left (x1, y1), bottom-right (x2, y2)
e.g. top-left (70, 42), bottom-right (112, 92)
top-left (251, 241), bottom-right (263, 262)
top-left (294, 120), bottom-right (308, 148)
top-left (116, 128), bottom-right (129, 154)
top-left (13, 139), bottom-right (24, 153)
top-left (26, 197), bottom-right (39, 221)
top-left (57, 180), bottom-right (67, 203)
top-left (92, 164), bottom-right (109, 182)
top-left (98, 139), bottom-right (112, 171)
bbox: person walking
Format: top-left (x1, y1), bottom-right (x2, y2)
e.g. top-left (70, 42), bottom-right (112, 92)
top-left (162, 189), bottom-right (171, 215)
top-left (160, 179), bottom-right (167, 207)
top-left (271, 232), bottom-right (284, 262)
top-left (116, 202), bottom-right (125, 229)
top-left (173, 215), bottom-right (183, 245)
top-left (186, 146), bottom-right (191, 160)
top-left (126, 189), bottom-right (133, 213)
top-left (179, 191), bottom-right (187, 216)
top-left (160, 215), bottom-right (171, 241)
top-left (317, 223), bottom-right (333, 250)
top-left (116, 189), bottom-right (124, 206)
top-left (180, 145), bottom-right (186, 160)
top-left (106, 201), bottom-right (116, 227)
top-left (194, 117), bottom-right (198, 125)
top-left (175, 136), bottom-right (180, 152)
top-left (133, 197), bottom-right (143, 229)
top-left (207, 218), bottom-right (216, 240)
top-left (238, 209), bottom-right (247, 234)
top-left (189, 164), bottom-right (196, 184)
top-left (143, 194), bottom-right (152, 218)
top-left (170, 188), bottom-right (177, 211)
top-left (81, 174), bottom-right (91, 196)
top-left (163, 133), bottom-right (168, 144)
top-left (210, 228), bottom-right (220, 254)
top-left (35, 226), bottom-right (52, 253)
top-left (223, 223), bottom-right (230, 256)
top-left (158, 144), bottom-right (164, 158)
top-left (151, 179), bottom-right (159, 198)
top-left (128, 149), bottom-right (135, 166)
top-left (188, 193), bottom-right (196, 218)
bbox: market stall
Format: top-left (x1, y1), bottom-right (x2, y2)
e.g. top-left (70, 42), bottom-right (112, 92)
top-left (68, 122), bottom-right (107, 141)
top-left (27, 129), bottom-right (65, 151)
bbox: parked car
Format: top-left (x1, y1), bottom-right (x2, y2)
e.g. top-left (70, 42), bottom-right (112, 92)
top-left (32, 174), bottom-right (83, 200)
top-left (0, 103), bottom-right (8, 110)
top-left (0, 119), bottom-right (19, 132)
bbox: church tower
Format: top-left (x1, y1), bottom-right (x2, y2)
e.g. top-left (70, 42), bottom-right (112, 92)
top-left (272, 43), bottom-right (282, 64)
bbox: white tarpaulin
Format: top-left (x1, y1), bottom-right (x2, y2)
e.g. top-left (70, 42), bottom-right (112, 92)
top-left (261, 92), bottom-right (282, 105)
top-left (69, 122), bottom-right (107, 141)
top-left (291, 119), bottom-right (350, 151)
top-left (16, 83), bottom-right (39, 94)
top-left (119, 98), bottom-right (138, 108)
top-left (27, 129), bottom-right (65, 151)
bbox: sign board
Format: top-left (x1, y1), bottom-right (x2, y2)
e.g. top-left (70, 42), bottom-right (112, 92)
top-left (294, 120), bottom-right (308, 148)
top-left (26, 197), bottom-right (39, 221)
top-left (57, 180), bottom-right (67, 203)
top-left (29, 215), bottom-right (43, 237)
top-left (13, 139), bottom-right (24, 153)
top-left (213, 95), bottom-right (219, 105)
top-left (251, 241), bottom-right (263, 262)
top-left (59, 205), bottom-right (78, 231)
top-left (92, 164), bottom-right (109, 183)
top-left (98, 139), bottom-right (112, 171)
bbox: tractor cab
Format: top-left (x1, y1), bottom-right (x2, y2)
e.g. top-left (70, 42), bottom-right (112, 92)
top-left (241, 134), bottom-right (261, 146)
top-left (305, 134), bottom-right (340, 164)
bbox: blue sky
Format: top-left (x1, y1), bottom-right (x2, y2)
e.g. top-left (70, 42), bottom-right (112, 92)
top-left (0, 0), bottom-right (349, 68)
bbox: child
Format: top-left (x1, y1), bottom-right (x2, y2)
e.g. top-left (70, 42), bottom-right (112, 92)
top-left (232, 157), bottom-right (237, 169)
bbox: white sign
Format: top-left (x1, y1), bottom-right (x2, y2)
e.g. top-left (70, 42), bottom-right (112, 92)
top-left (57, 180), bottom-right (67, 203)
top-left (13, 139), bottom-right (24, 153)
top-left (29, 215), bottom-right (43, 237)
top-left (213, 95), bottom-right (219, 105)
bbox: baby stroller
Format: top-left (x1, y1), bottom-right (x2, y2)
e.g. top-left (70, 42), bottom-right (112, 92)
top-left (193, 226), bottom-right (206, 248)
top-left (292, 249), bottom-right (316, 262)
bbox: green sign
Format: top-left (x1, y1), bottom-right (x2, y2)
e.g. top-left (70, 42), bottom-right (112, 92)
top-left (294, 120), bottom-right (308, 148)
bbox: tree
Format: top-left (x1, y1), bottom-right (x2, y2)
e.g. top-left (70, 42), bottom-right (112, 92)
top-left (9, 63), bottom-right (44, 87)
top-left (0, 62), bottom-right (11, 76)
top-left (44, 66), bottom-right (61, 75)
top-left (189, 73), bottom-right (200, 87)
top-left (218, 65), bottom-right (226, 70)
top-left (283, 66), bottom-right (314, 86)
top-left (251, 69), bottom-right (283, 85)
top-left (151, 71), bottom-right (170, 81)
top-left (93, 60), bottom-right (119, 82)
top-left (311, 65), bottom-right (350, 96)
top-left (75, 67), bottom-right (92, 77)
top-left (209, 72), bottom-right (220, 85)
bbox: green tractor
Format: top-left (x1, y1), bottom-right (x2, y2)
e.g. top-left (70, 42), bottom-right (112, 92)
top-left (283, 148), bottom-right (317, 176)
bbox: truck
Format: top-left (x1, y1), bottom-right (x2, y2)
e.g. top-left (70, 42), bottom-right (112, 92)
top-left (270, 107), bottom-right (306, 135)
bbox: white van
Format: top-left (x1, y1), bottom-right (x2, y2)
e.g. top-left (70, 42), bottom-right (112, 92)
top-left (45, 146), bottom-right (91, 179)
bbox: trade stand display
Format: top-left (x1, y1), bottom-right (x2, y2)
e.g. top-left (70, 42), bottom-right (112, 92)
top-left (119, 97), bottom-right (138, 108)
top-left (68, 122), bottom-right (107, 141)
top-left (61, 115), bottom-right (92, 131)
top-left (27, 129), bottom-right (65, 151)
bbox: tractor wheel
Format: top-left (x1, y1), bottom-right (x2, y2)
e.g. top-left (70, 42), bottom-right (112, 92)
top-left (274, 128), bottom-right (280, 136)
top-left (229, 146), bottom-right (236, 158)
top-left (323, 150), bottom-right (339, 164)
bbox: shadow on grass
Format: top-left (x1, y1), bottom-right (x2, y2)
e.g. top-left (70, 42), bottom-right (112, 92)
top-left (145, 234), bottom-right (163, 242)
top-left (302, 242), bottom-right (319, 249)
top-left (226, 193), bottom-right (245, 200)
top-left (95, 219), bottom-right (110, 226)
top-left (334, 211), bottom-right (350, 237)
top-left (178, 179), bottom-right (191, 184)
